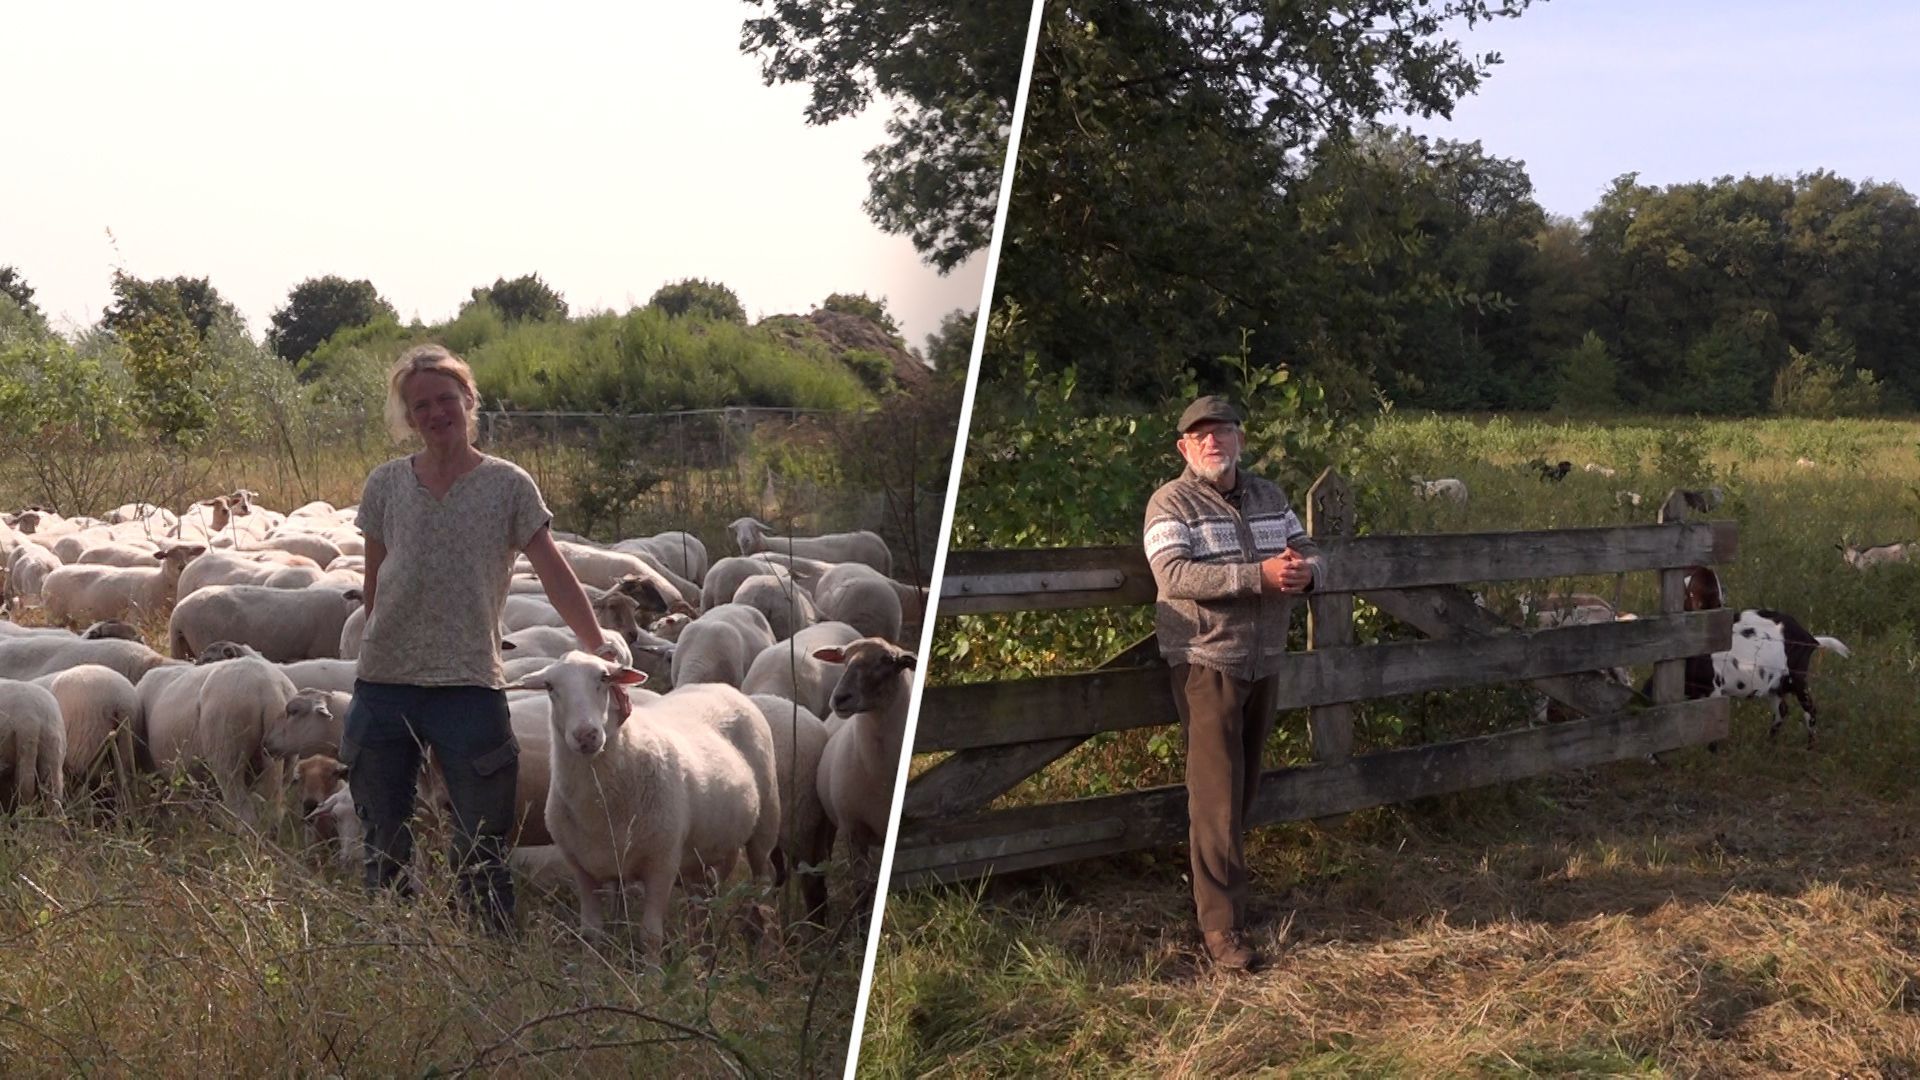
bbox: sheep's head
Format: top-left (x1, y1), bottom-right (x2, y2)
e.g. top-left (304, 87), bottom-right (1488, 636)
top-left (813, 638), bottom-right (916, 717)
top-left (592, 590), bottom-right (643, 641)
top-left (82, 620), bottom-right (140, 642)
top-left (648, 611), bottom-right (692, 641)
top-left (195, 640), bottom-right (262, 664)
top-left (508, 651), bottom-right (648, 756)
top-left (294, 755), bottom-right (349, 818)
top-left (613, 573), bottom-right (679, 622)
top-left (267, 689), bottom-right (345, 759)
top-left (728, 517), bottom-right (768, 556)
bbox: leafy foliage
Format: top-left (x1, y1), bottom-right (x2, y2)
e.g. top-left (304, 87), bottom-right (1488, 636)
top-left (268, 276), bottom-right (398, 365)
top-left (741, 0), bottom-right (1032, 271)
top-left (1553, 331), bottom-right (1619, 414)
top-left (0, 265), bottom-right (44, 326)
top-left (817, 292), bottom-right (902, 339)
top-left (465, 273), bottom-right (568, 324)
top-left (922, 307), bottom-right (978, 380)
top-left (647, 278), bottom-right (747, 324)
top-left (100, 271), bottom-right (239, 341)
top-left (1770, 318), bottom-right (1882, 418)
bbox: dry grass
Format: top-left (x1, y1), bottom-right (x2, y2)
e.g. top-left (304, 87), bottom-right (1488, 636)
top-left (867, 765), bottom-right (1920, 1076)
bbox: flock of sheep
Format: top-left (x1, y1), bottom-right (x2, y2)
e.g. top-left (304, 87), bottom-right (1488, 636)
top-left (0, 495), bottom-right (923, 956)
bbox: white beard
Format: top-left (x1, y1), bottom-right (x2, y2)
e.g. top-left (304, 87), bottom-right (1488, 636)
top-left (1189, 455), bottom-right (1238, 485)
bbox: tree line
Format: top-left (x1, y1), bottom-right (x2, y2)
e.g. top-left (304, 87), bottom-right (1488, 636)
top-left (0, 266), bottom-right (974, 447)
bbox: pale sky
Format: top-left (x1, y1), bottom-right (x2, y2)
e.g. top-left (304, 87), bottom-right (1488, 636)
top-left (1, 2), bottom-right (991, 354)
top-left (1404, 0), bottom-right (1920, 219)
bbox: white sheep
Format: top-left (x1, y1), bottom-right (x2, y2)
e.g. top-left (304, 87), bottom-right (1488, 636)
top-left (0, 636), bottom-right (179, 687)
top-left (741, 621), bottom-right (861, 719)
top-left (174, 549), bottom-right (324, 600)
top-left (30, 664), bottom-right (138, 795)
top-left (733, 573), bottom-right (818, 641)
top-left (747, 692), bottom-right (834, 924)
top-left (644, 603), bottom-right (777, 689)
top-left (1411, 478), bottom-right (1470, 503)
top-left (0, 678), bottom-right (66, 809)
top-left (611, 530), bottom-right (709, 584)
top-left (41, 543), bottom-right (204, 626)
top-left (810, 637), bottom-right (916, 875)
top-left (6, 541), bottom-right (63, 608)
top-left (168, 584), bottom-right (363, 661)
top-left (277, 658), bottom-right (360, 695)
top-left (728, 517), bottom-right (892, 577)
top-left (1584, 463), bottom-right (1617, 478)
top-left (138, 655), bottom-right (298, 826)
top-left (812, 562), bottom-right (905, 643)
top-left (512, 652), bottom-right (779, 951)
top-left (262, 687), bottom-right (352, 759)
top-left (1839, 540), bottom-right (1915, 570)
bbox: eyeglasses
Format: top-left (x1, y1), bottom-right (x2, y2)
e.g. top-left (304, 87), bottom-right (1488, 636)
top-left (1182, 426), bottom-right (1239, 445)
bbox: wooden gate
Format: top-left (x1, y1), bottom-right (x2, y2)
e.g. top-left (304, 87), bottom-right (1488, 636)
top-left (893, 472), bottom-right (1738, 887)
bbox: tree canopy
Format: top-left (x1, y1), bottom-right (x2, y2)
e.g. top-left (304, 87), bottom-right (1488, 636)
top-left (648, 278), bottom-right (748, 324)
top-left (465, 273), bottom-right (568, 324)
top-left (741, 0), bottom-right (1034, 272)
top-left (268, 276), bottom-right (398, 365)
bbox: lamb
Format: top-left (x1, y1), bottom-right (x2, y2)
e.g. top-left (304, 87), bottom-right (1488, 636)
top-left (292, 755), bottom-right (361, 871)
top-left (748, 692), bottom-right (834, 924)
top-left (0, 678), bottom-right (66, 809)
top-left (41, 544), bottom-right (205, 626)
top-left (1411, 478), bottom-right (1469, 502)
top-left (137, 655), bottom-right (298, 825)
top-left (812, 562), bottom-right (905, 643)
top-left (728, 517), bottom-right (892, 577)
top-left (1676, 566), bottom-right (1851, 747)
top-left (810, 637), bottom-right (916, 876)
top-left (29, 664), bottom-right (138, 795)
top-left (167, 585), bottom-right (363, 661)
top-left (1838, 540), bottom-right (1915, 570)
top-left (512, 652), bottom-right (780, 950)
top-left (1584, 462), bottom-right (1617, 478)
top-left (741, 621), bottom-right (861, 719)
top-left (643, 603), bottom-right (777, 689)
top-left (733, 573), bottom-right (818, 641)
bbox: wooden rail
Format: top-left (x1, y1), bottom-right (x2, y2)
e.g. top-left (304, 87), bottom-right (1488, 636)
top-left (897, 470), bottom-right (1737, 886)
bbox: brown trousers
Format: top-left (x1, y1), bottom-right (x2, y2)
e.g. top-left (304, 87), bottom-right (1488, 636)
top-left (1170, 663), bottom-right (1280, 933)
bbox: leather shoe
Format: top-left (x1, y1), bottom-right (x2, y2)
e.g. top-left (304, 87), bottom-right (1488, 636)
top-left (1203, 929), bottom-right (1261, 973)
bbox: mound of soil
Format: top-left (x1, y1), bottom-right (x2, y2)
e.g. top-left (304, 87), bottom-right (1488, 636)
top-left (758, 309), bottom-right (931, 393)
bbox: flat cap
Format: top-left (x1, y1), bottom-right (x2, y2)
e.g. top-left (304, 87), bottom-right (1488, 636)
top-left (1177, 394), bottom-right (1242, 433)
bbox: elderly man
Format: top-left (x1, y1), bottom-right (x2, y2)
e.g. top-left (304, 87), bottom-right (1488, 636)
top-left (1142, 394), bottom-right (1324, 972)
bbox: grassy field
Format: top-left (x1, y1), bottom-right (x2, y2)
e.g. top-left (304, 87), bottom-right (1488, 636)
top-left (0, 425), bottom-right (922, 1078)
top-left (865, 414), bottom-right (1920, 1076)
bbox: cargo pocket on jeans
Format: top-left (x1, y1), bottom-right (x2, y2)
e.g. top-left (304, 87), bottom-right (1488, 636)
top-left (471, 735), bottom-right (520, 778)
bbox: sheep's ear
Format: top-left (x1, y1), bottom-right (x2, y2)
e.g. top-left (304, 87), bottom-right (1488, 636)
top-left (503, 674), bottom-right (550, 692)
top-left (812, 647), bottom-right (847, 663)
top-left (607, 668), bottom-right (648, 686)
top-left (896, 652), bottom-right (918, 672)
top-left (330, 761), bottom-right (350, 781)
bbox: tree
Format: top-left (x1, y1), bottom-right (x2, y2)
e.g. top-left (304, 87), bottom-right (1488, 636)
top-left (741, 1), bottom-right (1032, 272)
top-left (466, 273), bottom-right (567, 324)
top-left (985, 1), bottom-right (1537, 401)
top-left (0, 265), bottom-right (42, 323)
top-left (1552, 331), bottom-right (1619, 414)
top-left (818, 292), bottom-right (901, 338)
top-left (923, 308), bottom-right (978, 380)
top-left (648, 278), bottom-right (747, 324)
top-left (1772, 318), bottom-right (1881, 417)
top-left (268, 276), bottom-right (399, 365)
top-left (100, 271), bottom-right (239, 341)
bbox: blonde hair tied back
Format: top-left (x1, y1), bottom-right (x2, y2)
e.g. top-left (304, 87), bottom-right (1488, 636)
top-left (384, 344), bottom-right (481, 445)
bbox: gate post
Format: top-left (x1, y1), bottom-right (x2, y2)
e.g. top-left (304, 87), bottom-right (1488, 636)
top-left (1305, 467), bottom-right (1355, 763)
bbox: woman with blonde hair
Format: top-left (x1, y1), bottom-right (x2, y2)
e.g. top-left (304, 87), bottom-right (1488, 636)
top-left (342, 343), bottom-right (622, 931)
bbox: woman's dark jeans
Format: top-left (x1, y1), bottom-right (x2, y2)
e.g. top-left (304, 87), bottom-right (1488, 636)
top-left (341, 681), bottom-right (519, 933)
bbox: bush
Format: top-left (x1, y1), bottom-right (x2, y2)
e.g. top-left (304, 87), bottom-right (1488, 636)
top-left (648, 278), bottom-right (747, 324)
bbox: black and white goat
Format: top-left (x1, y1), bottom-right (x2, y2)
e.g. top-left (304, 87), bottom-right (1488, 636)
top-left (1676, 566), bottom-right (1851, 747)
